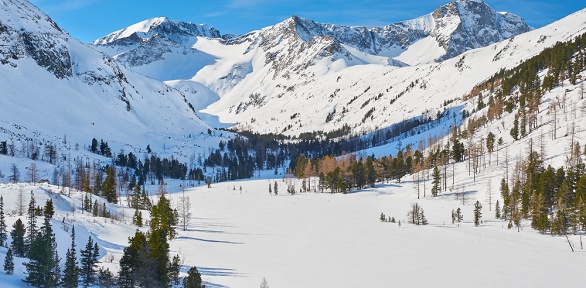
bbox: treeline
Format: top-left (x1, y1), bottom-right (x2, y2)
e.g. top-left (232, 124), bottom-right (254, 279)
top-left (290, 132), bottom-right (470, 194)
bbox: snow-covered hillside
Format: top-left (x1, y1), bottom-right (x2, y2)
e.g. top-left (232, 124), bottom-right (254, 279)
top-left (92, 0), bottom-right (531, 138)
top-left (203, 6), bottom-right (585, 138)
top-left (0, 0), bottom-right (227, 167)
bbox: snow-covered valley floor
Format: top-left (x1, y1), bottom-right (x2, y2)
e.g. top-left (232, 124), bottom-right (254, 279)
top-left (1, 169), bottom-right (585, 288)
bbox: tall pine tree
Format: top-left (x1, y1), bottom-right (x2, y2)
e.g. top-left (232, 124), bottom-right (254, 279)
top-left (3, 247), bottom-right (14, 275)
top-left (183, 266), bottom-right (204, 288)
top-left (474, 201), bottom-right (483, 227)
top-left (80, 236), bottom-right (99, 287)
top-left (0, 195), bottom-right (7, 247)
top-left (26, 191), bottom-right (38, 254)
top-left (62, 226), bottom-right (79, 288)
top-left (23, 210), bottom-right (61, 287)
top-left (10, 218), bottom-right (26, 257)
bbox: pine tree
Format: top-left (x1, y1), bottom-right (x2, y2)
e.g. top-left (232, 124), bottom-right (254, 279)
top-left (431, 166), bottom-right (441, 197)
top-left (10, 218), bottom-right (26, 257)
top-left (132, 207), bottom-right (143, 227)
top-left (62, 226), bottom-right (79, 288)
top-left (150, 193), bottom-right (177, 241)
top-left (456, 207), bottom-right (463, 223)
top-left (97, 266), bottom-right (116, 288)
top-left (23, 211), bottom-right (61, 287)
top-left (474, 201), bottom-right (483, 227)
top-left (44, 199), bottom-right (55, 220)
top-left (183, 266), bottom-right (204, 288)
top-left (273, 182), bottom-right (278, 196)
top-left (80, 236), bottom-right (98, 287)
top-left (3, 247), bottom-right (14, 275)
top-left (260, 277), bottom-right (269, 288)
top-left (0, 195), bottom-right (7, 247)
top-left (26, 191), bottom-right (38, 254)
top-left (101, 166), bottom-right (117, 204)
top-left (169, 254), bottom-right (181, 285)
top-left (92, 200), bottom-right (99, 217)
top-left (495, 200), bottom-right (501, 219)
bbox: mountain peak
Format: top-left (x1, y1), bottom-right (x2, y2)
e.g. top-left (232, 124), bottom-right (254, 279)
top-left (92, 17), bottom-right (221, 46)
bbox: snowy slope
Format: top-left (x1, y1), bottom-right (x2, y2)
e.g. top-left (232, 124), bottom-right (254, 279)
top-left (204, 6), bottom-right (586, 138)
top-left (91, 0), bottom-right (531, 139)
top-left (0, 0), bottom-right (227, 166)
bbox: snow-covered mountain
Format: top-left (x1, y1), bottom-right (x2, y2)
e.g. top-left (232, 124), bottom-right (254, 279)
top-left (92, 0), bottom-right (532, 137)
top-left (0, 0), bottom-right (224, 162)
top-left (201, 5), bottom-right (583, 138)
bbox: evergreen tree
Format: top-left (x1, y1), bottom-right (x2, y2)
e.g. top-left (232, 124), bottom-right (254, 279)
top-left (431, 166), bottom-right (441, 197)
top-left (3, 247), bottom-right (14, 275)
top-left (150, 193), bottom-right (177, 241)
top-left (118, 230), bottom-right (156, 288)
top-left (133, 207), bottom-right (143, 227)
top-left (92, 200), bottom-right (99, 217)
top-left (474, 201), bottom-right (483, 227)
top-left (169, 254), bottom-right (181, 285)
top-left (44, 199), bottom-right (55, 220)
top-left (97, 267), bottom-right (116, 288)
top-left (148, 229), bottom-right (170, 287)
top-left (23, 212), bottom-right (61, 288)
top-left (456, 207), bottom-right (463, 223)
top-left (101, 166), bottom-right (117, 204)
top-left (273, 182), bottom-right (278, 196)
top-left (0, 195), bottom-right (7, 247)
top-left (495, 200), bottom-right (501, 219)
top-left (183, 266), bottom-right (204, 288)
top-left (62, 226), bottom-right (79, 288)
top-left (80, 236), bottom-right (98, 287)
top-left (26, 191), bottom-right (38, 254)
top-left (260, 277), bottom-right (269, 288)
top-left (10, 218), bottom-right (26, 257)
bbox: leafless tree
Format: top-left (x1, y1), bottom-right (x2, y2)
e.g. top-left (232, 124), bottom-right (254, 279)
top-left (27, 162), bottom-right (38, 184)
top-left (178, 183), bottom-right (192, 231)
top-left (17, 188), bottom-right (25, 216)
top-left (486, 179), bottom-right (493, 211)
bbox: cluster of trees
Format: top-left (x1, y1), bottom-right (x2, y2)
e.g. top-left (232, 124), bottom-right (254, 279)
top-left (89, 138), bottom-right (113, 158)
top-left (118, 192), bottom-right (201, 287)
top-left (0, 193), bottom-right (107, 287)
top-left (290, 130), bottom-right (475, 195)
top-left (494, 141), bottom-right (586, 235)
top-left (407, 203), bottom-right (428, 225)
top-left (0, 190), bottom-right (202, 287)
top-left (0, 139), bottom-right (60, 164)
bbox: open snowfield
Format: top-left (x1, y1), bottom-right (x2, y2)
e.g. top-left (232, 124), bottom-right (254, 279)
top-left (2, 167), bottom-right (585, 288)
top-left (171, 175), bottom-right (586, 288)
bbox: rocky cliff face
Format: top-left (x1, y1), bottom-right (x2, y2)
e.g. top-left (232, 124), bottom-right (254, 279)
top-left (0, 0), bottom-right (72, 79)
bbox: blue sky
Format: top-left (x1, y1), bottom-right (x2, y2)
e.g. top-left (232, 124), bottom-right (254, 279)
top-left (30, 0), bottom-right (584, 42)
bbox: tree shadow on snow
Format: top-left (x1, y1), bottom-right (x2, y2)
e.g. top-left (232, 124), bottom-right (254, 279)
top-left (174, 235), bottom-right (243, 245)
